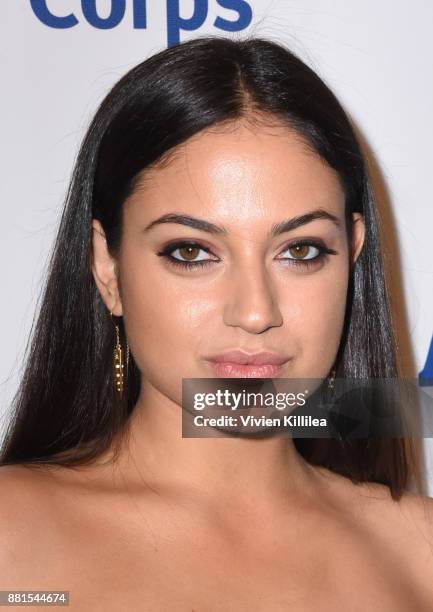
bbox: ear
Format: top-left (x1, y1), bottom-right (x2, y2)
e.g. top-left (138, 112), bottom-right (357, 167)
top-left (91, 219), bottom-right (123, 316)
top-left (351, 212), bottom-right (366, 265)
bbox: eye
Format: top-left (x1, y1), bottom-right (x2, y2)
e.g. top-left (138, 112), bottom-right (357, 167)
top-left (157, 239), bottom-right (337, 271)
top-left (281, 242), bottom-right (320, 260)
top-left (277, 240), bottom-right (336, 268)
top-left (157, 241), bottom-right (219, 269)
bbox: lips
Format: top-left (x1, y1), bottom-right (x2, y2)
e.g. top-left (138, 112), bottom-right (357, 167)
top-left (205, 350), bottom-right (290, 378)
top-left (207, 350), bottom-right (288, 365)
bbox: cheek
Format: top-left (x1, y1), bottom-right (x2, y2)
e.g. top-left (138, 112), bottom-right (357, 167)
top-left (281, 262), bottom-right (349, 371)
top-left (117, 255), bottom-right (214, 376)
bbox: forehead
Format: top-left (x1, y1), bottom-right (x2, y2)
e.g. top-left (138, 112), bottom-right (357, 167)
top-left (125, 120), bottom-right (345, 226)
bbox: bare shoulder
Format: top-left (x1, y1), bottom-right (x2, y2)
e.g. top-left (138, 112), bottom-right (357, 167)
top-left (317, 465), bottom-right (433, 544)
top-left (0, 463), bottom-right (55, 517)
top-left (0, 463), bottom-right (55, 521)
top-left (356, 482), bottom-right (433, 598)
top-left (314, 466), bottom-right (433, 602)
top-left (349, 476), bottom-right (433, 546)
top-left (0, 464), bottom-right (68, 581)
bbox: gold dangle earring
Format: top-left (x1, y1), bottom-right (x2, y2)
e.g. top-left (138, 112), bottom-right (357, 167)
top-left (110, 311), bottom-right (129, 399)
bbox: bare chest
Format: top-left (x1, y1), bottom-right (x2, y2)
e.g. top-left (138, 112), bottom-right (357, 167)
top-left (20, 529), bottom-right (429, 612)
top-left (72, 561), bottom-right (424, 612)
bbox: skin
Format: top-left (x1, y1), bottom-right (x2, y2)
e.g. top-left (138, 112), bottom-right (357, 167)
top-left (91, 117), bottom-right (366, 502)
top-left (1, 118), bottom-right (432, 611)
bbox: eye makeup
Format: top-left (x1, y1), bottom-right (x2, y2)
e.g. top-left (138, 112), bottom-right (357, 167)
top-left (156, 238), bottom-right (337, 271)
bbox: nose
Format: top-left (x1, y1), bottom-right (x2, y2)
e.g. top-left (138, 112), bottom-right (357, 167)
top-left (223, 262), bottom-right (283, 334)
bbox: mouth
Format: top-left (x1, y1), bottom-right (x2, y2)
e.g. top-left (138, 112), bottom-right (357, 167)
top-left (207, 362), bottom-right (285, 378)
top-left (204, 350), bottom-right (290, 379)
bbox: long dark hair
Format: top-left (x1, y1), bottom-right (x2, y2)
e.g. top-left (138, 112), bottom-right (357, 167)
top-left (1, 35), bottom-right (420, 499)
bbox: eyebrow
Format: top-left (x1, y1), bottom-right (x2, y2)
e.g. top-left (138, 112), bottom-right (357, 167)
top-left (143, 208), bottom-right (342, 237)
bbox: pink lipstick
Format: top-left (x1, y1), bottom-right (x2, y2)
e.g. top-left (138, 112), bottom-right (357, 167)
top-left (205, 350), bottom-right (289, 378)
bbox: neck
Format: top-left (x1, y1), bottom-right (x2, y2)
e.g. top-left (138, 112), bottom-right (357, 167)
top-left (110, 381), bottom-right (321, 512)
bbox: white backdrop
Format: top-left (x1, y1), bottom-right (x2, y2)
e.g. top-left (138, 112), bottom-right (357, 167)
top-left (1, 1), bottom-right (432, 493)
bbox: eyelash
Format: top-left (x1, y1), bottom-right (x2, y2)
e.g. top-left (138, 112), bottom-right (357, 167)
top-left (157, 240), bottom-right (336, 271)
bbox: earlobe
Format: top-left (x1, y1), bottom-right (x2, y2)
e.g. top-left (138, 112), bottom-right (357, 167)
top-left (351, 213), bottom-right (366, 265)
top-left (91, 219), bottom-right (123, 316)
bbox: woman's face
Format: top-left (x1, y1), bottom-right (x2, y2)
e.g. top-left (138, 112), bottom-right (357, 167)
top-left (92, 120), bottom-right (365, 400)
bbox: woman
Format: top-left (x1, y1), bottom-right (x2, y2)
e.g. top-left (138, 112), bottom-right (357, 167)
top-left (1, 36), bottom-right (432, 610)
